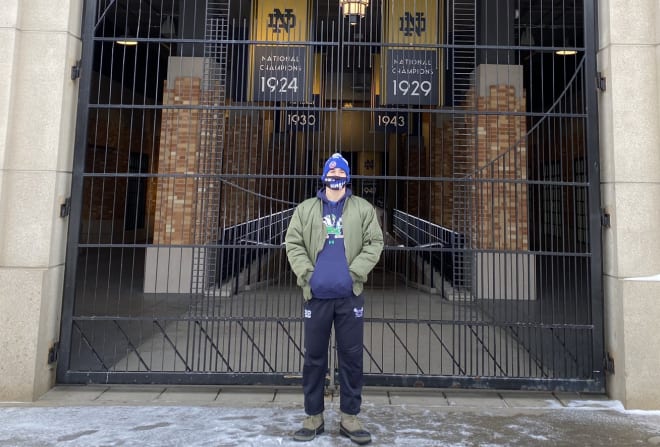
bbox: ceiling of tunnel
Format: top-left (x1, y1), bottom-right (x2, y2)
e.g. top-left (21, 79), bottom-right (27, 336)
top-left (99, 0), bottom-right (583, 46)
top-left (93, 0), bottom-right (585, 101)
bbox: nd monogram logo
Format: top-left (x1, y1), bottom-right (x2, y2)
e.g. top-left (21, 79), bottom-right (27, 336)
top-left (399, 12), bottom-right (426, 37)
top-left (267, 8), bottom-right (296, 33)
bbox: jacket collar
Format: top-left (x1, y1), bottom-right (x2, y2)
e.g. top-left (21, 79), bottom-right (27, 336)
top-left (316, 187), bottom-right (352, 204)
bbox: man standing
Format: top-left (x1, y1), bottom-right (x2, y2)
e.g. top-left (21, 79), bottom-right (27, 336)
top-left (285, 153), bottom-right (384, 445)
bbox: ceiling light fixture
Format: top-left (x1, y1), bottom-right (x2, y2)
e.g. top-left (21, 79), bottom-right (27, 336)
top-left (340, 0), bottom-right (369, 25)
top-left (116, 25), bottom-right (138, 46)
top-left (556, 48), bottom-right (578, 56)
top-left (116, 36), bottom-right (138, 46)
top-left (556, 33), bottom-right (577, 56)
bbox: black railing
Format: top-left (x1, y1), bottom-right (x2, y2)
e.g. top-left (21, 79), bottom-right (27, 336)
top-left (392, 210), bottom-right (465, 291)
top-left (216, 208), bottom-right (295, 289)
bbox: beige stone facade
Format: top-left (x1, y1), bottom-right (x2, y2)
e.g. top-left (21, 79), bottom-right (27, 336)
top-left (597, 0), bottom-right (660, 410)
top-left (1, 0), bottom-right (659, 410)
top-left (0, 0), bottom-right (83, 401)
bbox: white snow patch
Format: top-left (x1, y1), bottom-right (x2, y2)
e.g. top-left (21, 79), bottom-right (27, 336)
top-left (623, 273), bottom-right (660, 281)
top-left (565, 399), bottom-right (627, 411)
top-left (543, 399), bottom-right (565, 409)
top-left (625, 410), bottom-right (660, 417)
top-left (564, 399), bottom-right (660, 416)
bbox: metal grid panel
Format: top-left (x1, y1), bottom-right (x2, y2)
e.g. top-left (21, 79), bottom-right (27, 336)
top-left (58, 0), bottom-right (603, 392)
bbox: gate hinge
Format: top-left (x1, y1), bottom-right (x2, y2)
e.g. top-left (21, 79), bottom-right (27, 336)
top-left (596, 72), bottom-right (606, 91)
top-left (603, 352), bottom-right (615, 374)
top-left (60, 197), bottom-right (71, 218)
top-left (48, 341), bottom-right (60, 364)
top-left (601, 208), bottom-right (611, 228)
top-left (71, 60), bottom-right (81, 80)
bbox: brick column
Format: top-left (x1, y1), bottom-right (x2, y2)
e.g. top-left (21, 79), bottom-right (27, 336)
top-left (470, 64), bottom-right (535, 300)
top-left (144, 57), bottom-right (206, 293)
top-left (152, 77), bottom-right (200, 246)
top-left (472, 84), bottom-right (529, 251)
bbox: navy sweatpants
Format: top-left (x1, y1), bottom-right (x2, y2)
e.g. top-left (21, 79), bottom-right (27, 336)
top-left (303, 294), bottom-right (365, 416)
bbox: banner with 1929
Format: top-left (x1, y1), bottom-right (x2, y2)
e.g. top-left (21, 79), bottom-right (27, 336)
top-left (382, 0), bottom-right (441, 106)
top-left (385, 49), bottom-right (438, 106)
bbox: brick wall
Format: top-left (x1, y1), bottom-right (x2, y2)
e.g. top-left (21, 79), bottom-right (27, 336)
top-left (430, 118), bottom-right (455, 229)
top-left (83, 146), bottom-right (128, 222)
top-left (430, 84), bottom-right (529, 251)
top-left (83, 73), bottom-right (156, 243)
top-left (218, 112), bottom-right (263, 229)
top-left (529, 117), bottom-right (586, 251)
top-left (153, 78), bottom-right (265, 246)
top-left (403, 137), bottom-right (431, 220)
top-left (263, 129), bottom-right (299, 211)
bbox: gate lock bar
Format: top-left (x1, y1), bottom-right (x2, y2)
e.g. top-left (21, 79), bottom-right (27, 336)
top-left (603, 352), bottom-right (615, 374)
top-left (60, 197), bottom-right (71, 218)
top-left (48, 341), bottom-right (60, 364)
top-left (601, 208), bottom-right (611, 228)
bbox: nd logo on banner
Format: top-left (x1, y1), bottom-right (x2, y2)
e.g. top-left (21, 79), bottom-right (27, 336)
top-left (382, 0), bottom-right (443, 106)
top-left (249, 0), bottom-right (312, 102)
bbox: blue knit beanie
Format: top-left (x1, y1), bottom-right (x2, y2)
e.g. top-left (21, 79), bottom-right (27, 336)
top-left (321, 153), bottom-right (350, 182)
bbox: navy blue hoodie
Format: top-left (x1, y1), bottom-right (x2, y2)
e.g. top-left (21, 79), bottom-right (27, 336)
top-left (308, 188), bottom-right (354, 299)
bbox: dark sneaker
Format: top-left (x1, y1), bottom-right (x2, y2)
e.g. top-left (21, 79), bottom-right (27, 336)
top-left (293, 413), bottom-right (324, 442)
top-left (339, 412), bottom-right (372, 445)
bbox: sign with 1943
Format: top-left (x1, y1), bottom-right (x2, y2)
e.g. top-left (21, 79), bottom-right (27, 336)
top-left (253, 46), bottom-right (308, 102)
top-left (373, 95), bottom-right (408, 133)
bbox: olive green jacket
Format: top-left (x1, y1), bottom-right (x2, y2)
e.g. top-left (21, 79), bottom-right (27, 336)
top-left (285, 193), bottom-right (384, 300)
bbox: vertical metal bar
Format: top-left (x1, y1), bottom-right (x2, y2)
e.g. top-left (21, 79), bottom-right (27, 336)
top-left (584, 0), bottom-right (605, 387)
top-left (57, 0), bottom-right (97, 383)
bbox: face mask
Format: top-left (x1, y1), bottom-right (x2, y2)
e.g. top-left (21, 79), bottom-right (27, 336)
top-left (324, 176), bottom-right (347, 190)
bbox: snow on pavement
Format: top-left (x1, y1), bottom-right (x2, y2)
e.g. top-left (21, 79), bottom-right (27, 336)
top-left (2, 403), bottom-right (660, 446)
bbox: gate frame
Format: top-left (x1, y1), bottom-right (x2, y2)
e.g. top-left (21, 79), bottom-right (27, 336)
top-left (57, 0), bottom-right (605, 393)
top-left (57, 0), bottom-right (97, 385)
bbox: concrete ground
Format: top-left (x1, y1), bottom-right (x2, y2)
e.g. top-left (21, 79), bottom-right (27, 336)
top-left (1, 386), bottom-right (660, 446)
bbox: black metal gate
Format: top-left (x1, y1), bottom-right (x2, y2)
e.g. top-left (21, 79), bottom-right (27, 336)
top-left (58, 0), bottom-right (604, 392)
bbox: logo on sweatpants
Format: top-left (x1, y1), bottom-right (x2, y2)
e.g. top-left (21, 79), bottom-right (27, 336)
top-left (353, 307), bottom-right (364, 318)
top-left (304, 308), bottom-right (312, 318)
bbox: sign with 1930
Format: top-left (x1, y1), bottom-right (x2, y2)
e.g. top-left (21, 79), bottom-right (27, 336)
top-left (283, 95), bottom-right (320, 131)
